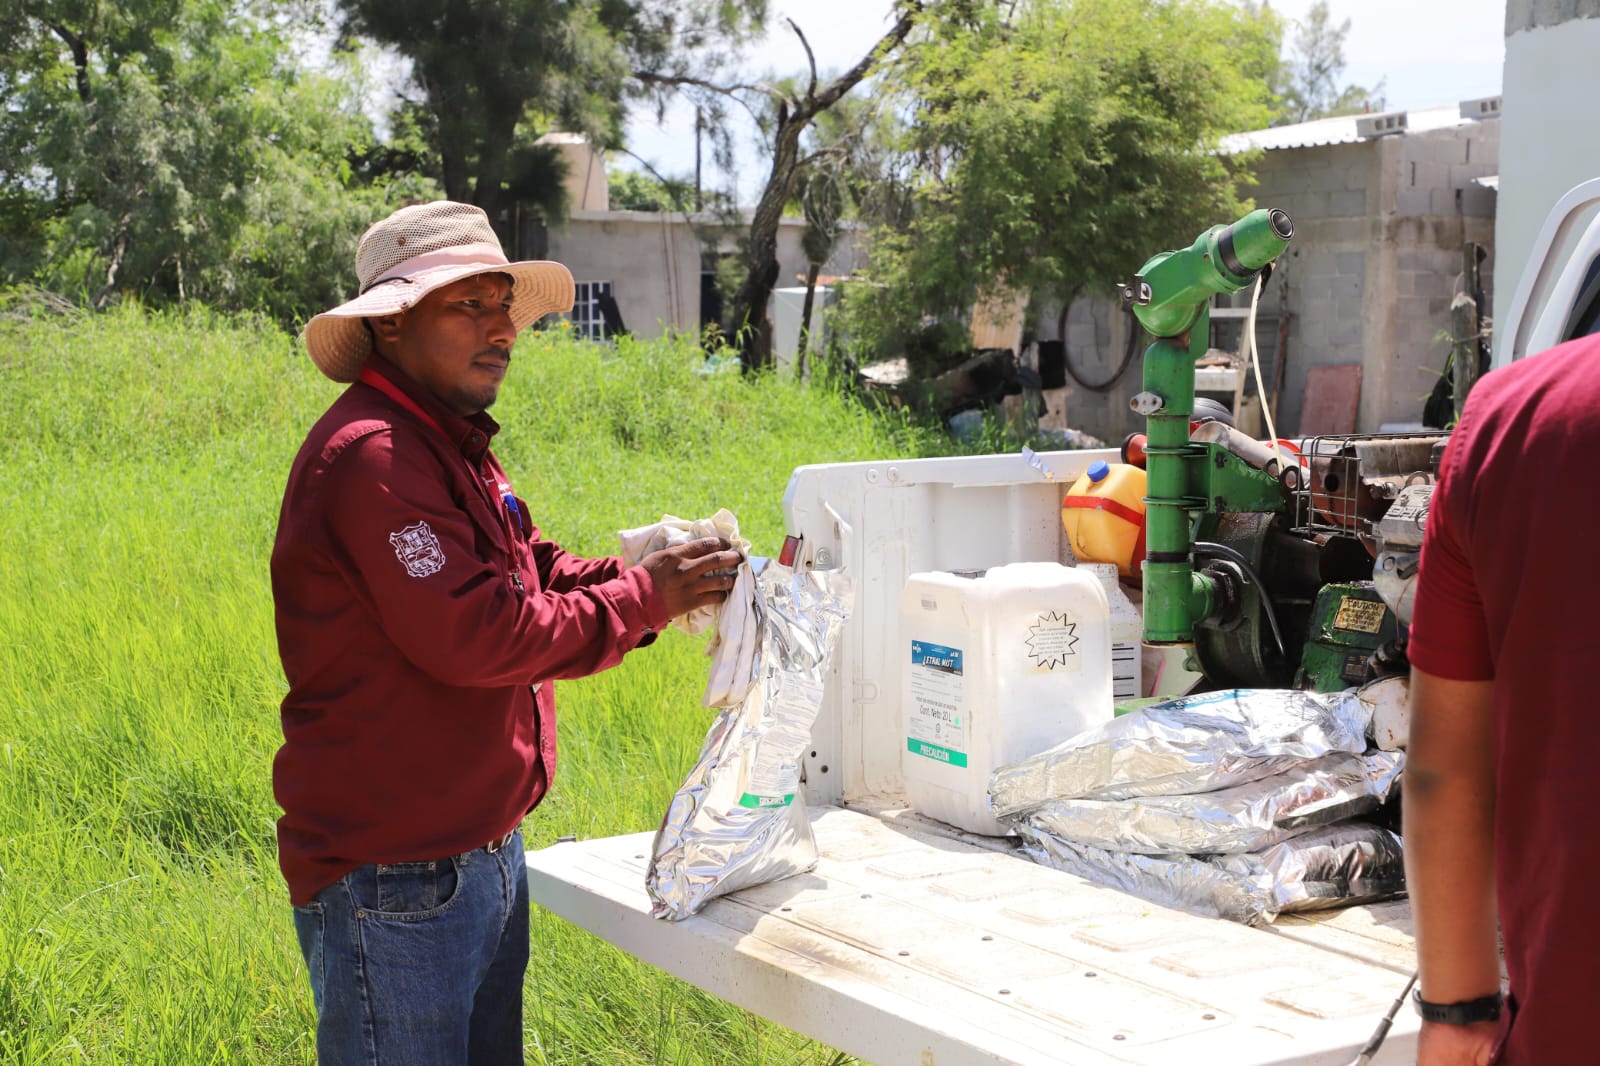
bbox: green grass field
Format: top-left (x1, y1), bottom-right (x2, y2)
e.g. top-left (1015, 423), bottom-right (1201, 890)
top-left (0, 299), bottom-right (969, 1064)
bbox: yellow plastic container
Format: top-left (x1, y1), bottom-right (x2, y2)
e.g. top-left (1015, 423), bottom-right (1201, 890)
top-left (1061, 461), bottom-right (1147, 579)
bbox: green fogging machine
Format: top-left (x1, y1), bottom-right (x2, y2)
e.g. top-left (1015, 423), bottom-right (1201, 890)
top-left (1119, 209), bottom-right (1444, 694)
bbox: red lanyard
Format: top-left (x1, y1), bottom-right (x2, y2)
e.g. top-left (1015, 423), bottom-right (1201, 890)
top-left (359, 367), bottom-right (526, 578)
top-left (360, 365), bottom-right (447, 437)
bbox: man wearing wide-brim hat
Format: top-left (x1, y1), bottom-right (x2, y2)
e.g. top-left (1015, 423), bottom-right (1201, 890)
top-left (271, 201), bottom-right (741, 1064)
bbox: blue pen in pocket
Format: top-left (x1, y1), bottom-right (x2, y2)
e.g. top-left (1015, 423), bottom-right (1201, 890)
top-left (502, 492), bottom-right (524, 535)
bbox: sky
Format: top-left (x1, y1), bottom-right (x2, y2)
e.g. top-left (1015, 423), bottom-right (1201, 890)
top-left (621, 0), bottom-right (1509, 204)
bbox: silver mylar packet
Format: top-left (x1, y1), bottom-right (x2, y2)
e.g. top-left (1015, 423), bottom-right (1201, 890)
top-left (1014, 749), bottom-right (1405, 855)
top-left (989, 688), bottom-right (1373, 817)
top-left (647, 557), bottom-right (852, 921)
top-left (1016, 821), bottom-right (1406, 927)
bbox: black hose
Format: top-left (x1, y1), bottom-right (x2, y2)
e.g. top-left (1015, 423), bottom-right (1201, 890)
top-left (1059, 304), bottom-right (1142, 392)
top-left (1193, 541), bottom-right (1286, 660)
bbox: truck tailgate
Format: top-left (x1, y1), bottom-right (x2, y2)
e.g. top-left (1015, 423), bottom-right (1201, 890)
top-left (526, 804), bottom-right (1419, 1066)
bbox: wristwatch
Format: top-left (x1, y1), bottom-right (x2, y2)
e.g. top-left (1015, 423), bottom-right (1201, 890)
top-left (1412, 989), bottom-right (1503, 1025)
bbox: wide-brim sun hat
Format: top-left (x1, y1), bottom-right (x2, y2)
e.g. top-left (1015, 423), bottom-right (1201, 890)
top-left (303, 200), bottom-right (576, 383)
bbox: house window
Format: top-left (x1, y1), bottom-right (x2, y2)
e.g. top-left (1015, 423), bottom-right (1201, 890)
top-left (571, 281), bottom-right (614, 341)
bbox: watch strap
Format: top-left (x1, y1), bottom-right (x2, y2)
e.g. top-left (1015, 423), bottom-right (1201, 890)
top-left (1412, 989), bottom-right (1503, 1026)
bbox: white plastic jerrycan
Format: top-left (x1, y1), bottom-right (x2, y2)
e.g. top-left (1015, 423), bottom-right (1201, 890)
top-left (900, 561), bottom-right (1114, 835)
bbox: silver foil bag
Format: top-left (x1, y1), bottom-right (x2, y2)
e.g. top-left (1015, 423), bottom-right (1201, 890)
top-left (989, 688), bottom-right (1372, 817)
top-left (647, 559), bottom-right (851, 921)
top-left (1015, 749), bottom-right (1405, 854)
top-left (1218, 823), bottom-right (1407, 916)
top-left (1016, 822), bottom-right (1406, 927)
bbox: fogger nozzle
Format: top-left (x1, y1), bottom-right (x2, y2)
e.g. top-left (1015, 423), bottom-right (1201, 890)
top-left (1124, 208), bottom-right (1294, 339)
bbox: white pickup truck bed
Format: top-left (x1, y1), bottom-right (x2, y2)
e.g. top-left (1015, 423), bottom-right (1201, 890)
top-left (526, 450), bottom-right (1419, 1065)
top-left (526, 803), bottom-right (1417, 1066)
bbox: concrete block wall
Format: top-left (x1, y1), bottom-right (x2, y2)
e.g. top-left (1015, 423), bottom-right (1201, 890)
top-left (1506, 0), bottom-right (1600, 33)
top-left (1381, 226), bottom-right (1496, 425)
top-left (1398, 122), bottom-right (1499, 220)
top-left (1034, 293), bottom-right (1141, 447)
top-left (1225, 142), bottom-right (1374, 434)
top-left (1371, 124), bottom-right (1498, 427)
top-left (1227, 125), bottom-right (1498, 433)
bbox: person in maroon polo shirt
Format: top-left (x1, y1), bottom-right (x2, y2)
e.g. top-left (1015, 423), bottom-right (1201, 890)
top-left (272, 201), bottom-right (741, 1065)
top-left (1406, 331), bottom-right (1600, 1065)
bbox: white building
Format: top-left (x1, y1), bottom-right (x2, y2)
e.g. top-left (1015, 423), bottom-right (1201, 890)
top-left (512, 134), bottom-right (865, 348)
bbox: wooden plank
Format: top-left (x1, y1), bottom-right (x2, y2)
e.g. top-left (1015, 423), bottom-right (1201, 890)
top-left (1298, 364), bottom-right (1363, 435)
top-left (971, 286), bottom-right (1029, 352)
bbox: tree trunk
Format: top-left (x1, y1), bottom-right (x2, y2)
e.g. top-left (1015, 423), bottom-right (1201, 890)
top-left (439, 138), bottom-right (471, 204)
top-left (93, 209), bottom-right (134, 310)
top-left (471, 107), bottom-right (521, 224)
top-left (796, 259), bottom-right (821, 379)
top-left (729, 118), bottom-right (805, 372)
top-left (1451, 242), bottom-right (1484, 422)
top-left (473, 166), bottom-right (503, 225)
top-left (43, 20), bottom-right (92, 103)
top-left (723, 5), bottom-right (918, 372)
top-left (431, 83), bottom-right (475, 203)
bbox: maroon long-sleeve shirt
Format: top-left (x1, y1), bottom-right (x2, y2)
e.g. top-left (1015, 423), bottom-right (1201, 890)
top-left (271, 354), bottom-right (666, 905)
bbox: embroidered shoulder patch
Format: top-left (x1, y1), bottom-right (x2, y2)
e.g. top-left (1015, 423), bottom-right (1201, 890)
top-left (389, 521), bottom-right (446, 577)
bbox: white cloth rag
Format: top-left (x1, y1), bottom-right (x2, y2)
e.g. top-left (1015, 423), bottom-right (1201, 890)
top-left (618, 509), bottom-right (759, 707)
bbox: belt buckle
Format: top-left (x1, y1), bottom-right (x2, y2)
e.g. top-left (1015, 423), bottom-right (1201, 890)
top-left (485, 831), bottom-right (515, 854)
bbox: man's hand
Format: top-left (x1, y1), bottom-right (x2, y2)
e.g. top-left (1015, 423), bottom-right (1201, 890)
top-left (639, 537), bottom-right (743, 619)
top-left (1417, 1020), bottom-right (1497, 1065)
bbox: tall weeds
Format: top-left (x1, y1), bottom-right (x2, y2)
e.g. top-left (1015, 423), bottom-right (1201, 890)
top-left (0, 303), bottom-right (938, 1064)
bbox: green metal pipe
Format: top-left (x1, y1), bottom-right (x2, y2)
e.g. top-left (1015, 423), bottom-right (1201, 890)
top-left (1132, 208), bottom-right (1295, 338)
top-left (1141, 332), bottom-right (1216, 642)
top-left (1129, 208), bottom-right (1293, 644)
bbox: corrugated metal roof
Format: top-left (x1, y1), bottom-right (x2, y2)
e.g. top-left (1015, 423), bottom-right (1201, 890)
top-left (1220, 104), bottom-right (1486, 153)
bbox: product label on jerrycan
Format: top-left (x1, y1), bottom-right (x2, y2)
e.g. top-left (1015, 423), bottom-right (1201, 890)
top-left (908, 640), bottom-right (968, 767)
top-left (1024, 610), bottom-right (1083, 672)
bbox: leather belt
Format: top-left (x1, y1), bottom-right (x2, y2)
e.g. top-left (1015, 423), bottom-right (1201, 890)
top-left (484, 830), bottom-right (517, 854)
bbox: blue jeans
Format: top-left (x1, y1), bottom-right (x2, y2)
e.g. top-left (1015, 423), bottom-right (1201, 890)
top-left (292, 831), bottom-right (529, 1065)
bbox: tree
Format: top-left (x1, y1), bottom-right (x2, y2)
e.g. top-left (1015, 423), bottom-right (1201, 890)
top-left (793, 162), bottom-right (846, 377)
top-left (639, 7), bottom-right (919, 370)
top-left (607, 168), bottom-right (694, 212)
top-left (0, 0), bottom-right (429, 320)
top-left (1234, 1), bottom-right (1293, 124)
top-left (334, 0), bottom-right (767, 226)
top-left (605, 166), bottom-right (733, 214)
top-left (843, 0), bottom-right (1278, 364)
top-left (1273, 0), bottom-right (1385, 125)
top-left (788, 93), bottom-right (893, 376)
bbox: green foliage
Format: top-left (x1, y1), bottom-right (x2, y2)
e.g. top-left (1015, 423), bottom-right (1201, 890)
top-left (1232, 1), bottom-right (1294, 125)
top-left (336, 0), bottom-right (627, 216)
top-left (606, 166), bottom-right (704, 213)
top-left (0, 1), bottom-right (437, 324)
top-left (334, 0), bottom-right (767, 221)
top-left (804, 92), bottom-right (914, 234)
top-left (0, 299), bottom-right (947, 1063)
top-left (844, 0), bottom-right (1275, 363)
